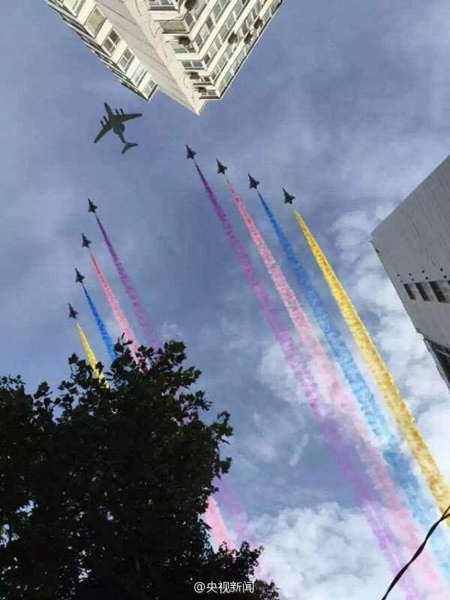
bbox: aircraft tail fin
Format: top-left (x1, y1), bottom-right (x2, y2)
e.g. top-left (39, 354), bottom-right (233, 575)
top-left (121, 142), bottom-right (138, 155)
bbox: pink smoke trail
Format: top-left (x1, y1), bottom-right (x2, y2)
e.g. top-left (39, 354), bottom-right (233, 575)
top-left (205, 497), bottom-right (236, 550)
top-left (225, 178), bottom-right (445, 594)
top-left (103, 285), bottom-right (237, 550)
top-left (95, 215), bottom-right (158, 349)
top-left (90, 235), bottom-right (235, 552)
top-left (194, 161), bottom-right (418, 599)
top-left (218, 477), bottom-right (273, 581)
top-left (90, 252), bottom-right (140, 359)
top-left (218, 477), bottom-right (258, 546)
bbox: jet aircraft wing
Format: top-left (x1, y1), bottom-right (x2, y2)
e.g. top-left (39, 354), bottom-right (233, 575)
top-left (116, 112), bottom-right (143, 123)
top-left (94, 121), bottom-right (113, 144)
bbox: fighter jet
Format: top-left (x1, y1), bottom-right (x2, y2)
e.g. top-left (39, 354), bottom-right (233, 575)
top-left (75, 268), bottom-right (85, 284)
top-left (94, 103), bottom-right (141, 155)
top-left (88, 198), bottom-right (97, 214)
top-left (186, 145), bottom-right (196, 160)
top-left (248, 174), bottom-right (260, 189)
top-left (217, 159), bottom-right (227, 175)
top-left (68, 303), bottom-right (78, 320)
top-left (283, 189), bottom-right (295, 205)
top-left (81, 233), bottom-right (91, 249)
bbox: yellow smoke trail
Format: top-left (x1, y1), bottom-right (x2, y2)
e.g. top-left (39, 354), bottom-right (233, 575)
top-left (77, 323), bottom-right (108, 385)
top-left (294, 209), bottom-right (450, 515)
top-left (77, 319), bottom-right (231, 544)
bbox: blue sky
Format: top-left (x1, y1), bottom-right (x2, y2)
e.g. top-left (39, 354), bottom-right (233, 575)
top-left (4, 1), bottom-right (450, 598)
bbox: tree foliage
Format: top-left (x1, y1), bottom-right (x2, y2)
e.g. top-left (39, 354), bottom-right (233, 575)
top-left (0, 341), bottom-right (279, 599)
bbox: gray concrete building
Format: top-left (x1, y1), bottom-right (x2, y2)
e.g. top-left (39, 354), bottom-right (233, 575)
top-left (46, 0), bottom-right (285, 114)
top-left (372, 156), bottom-right (450, 390)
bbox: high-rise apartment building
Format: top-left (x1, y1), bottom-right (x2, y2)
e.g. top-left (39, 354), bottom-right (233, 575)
top-left (46, 0), bottom-right (285, 114)
top-left (372, 156), bottom-right (450, 390)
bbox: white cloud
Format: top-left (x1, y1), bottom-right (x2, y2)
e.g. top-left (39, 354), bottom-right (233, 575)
top-left (240, 408), bottom-right (309, 467)
top-left (6, 2), bottom-right (450, 598)
top-left (254, 502), bottom-right (447, 600)
top-left (247, 170), bottom-right (450, 598)
top-left (258, 342), bottom-right (303, 408)
top-left (160, 320), bottom-right (184, 342)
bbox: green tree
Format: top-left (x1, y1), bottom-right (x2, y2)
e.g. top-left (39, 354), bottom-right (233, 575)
top-left (0, 341), bottom-right (279, 600)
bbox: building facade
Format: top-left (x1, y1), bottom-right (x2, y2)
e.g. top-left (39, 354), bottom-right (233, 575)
top-left (46, 0), bottom-right (285, 114)
top-left (372, 156), bottom-right (450, 389)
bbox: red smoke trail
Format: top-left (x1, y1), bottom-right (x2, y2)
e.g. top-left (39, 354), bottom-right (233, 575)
top-left (259, 195), bottom-right (450, 584)
top-left (225, 178), bottom-right (445, 593)
top-left (194, 161), bottom-right (418, 598)
top-left (218, 477), bottom-right (273, 581)
top-left (206, 497), bottom-right (236, 550)
top-left (90, 252), bottom-right (140, 359)
top-left (218, 477), bottom-right (257, 546)
top-left (95, 215), bottom-right (158, 349)
top-left (91, 245), bottom-right (234, 548)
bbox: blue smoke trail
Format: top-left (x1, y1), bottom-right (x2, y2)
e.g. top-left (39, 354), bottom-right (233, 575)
top-left (258, 192), bottom-right (450, 578)
top-left (83, 285), bottom-right (116, 363)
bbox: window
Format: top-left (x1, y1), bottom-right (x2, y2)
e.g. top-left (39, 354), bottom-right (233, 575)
top-left (63, 0), bottom-right (86, 15)
top-left (160, 20), bottom-right (187, 33)
top-left (118, 48), bottom-right (135, 71)
top-left (214, 0), bottom-right (230, 18)
top-left (430, 280), bottom-right (450, 303)
top-left (205, 38), bottom-right (222, 64)
top-left (148, 0), bottom-right (175, 7)
top-left (143, 79), bottom-right (157, 98)
top-left (429, 341), bottom-right (450, 386)
top-left (84, 7), bottom-right (106, 37)
top-left (194, 0), bottom-right (232, 48)
top-left (218, 68), bottom-right (233, 92)
top-left (271, 0), bottom-right (283, 16)
top-left (200, 89), bottom-right (219, 98)
top-left (195, 23), bottom-right (211, 47)
top-left (171, 40), bottom-right (187, 53)
top-left (196, 0), bottom-right (247, 65)
top-left (231, 48), bottom-right (246, 74)
top-left (181, 60), bottom-right (204, 69)
top-left (184, 0), bottom-right (207, 27)
top-left (131, 64), bottom-right (147, 86)
top-left (102, 29), bottom-right (121, 56)
top-left (211, 45), bottom-right (234, 80)
top-left (429, 281), bottom-right (446, 303)
top-left (415, 282), bottom-right (430, 301)
top-left (403, 284), bottom-right (416, 300)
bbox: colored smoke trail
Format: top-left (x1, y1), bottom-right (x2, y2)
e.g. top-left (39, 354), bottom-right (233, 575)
top-left (259, 196), bottom-right (450, 582)
top-left (75, 324), bottom-right (232, 551)
top-left (94, 215), bottom-right (241, 549)
top-left (77, 298), bottom-right (234, 549)
top-left (83, 285), bottom-right (116, 363)
top-left (77, 323), bottom-right (106, 383)
top-left (194, 162), bottom-right (417, 597)
top-left (218, 477), bottom-right (258, 547)
top-left (293, 209), bottom-right (450, 517)
top-left (205, 497), bottom-right (236, 550)
top-left (95, 216), bottom-right (158, 349)
top-left (90, 252), bottom-right (140, 359)
top-left (217, 477), bottom-right (273, 581)
top-left (230, 179), bottom-right (444, 591)
top-left (89, 250), bottom-right (235, 552)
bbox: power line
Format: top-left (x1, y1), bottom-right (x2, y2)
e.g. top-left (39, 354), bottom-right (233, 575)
top-left (382, 504), bottom-right (450, 599)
